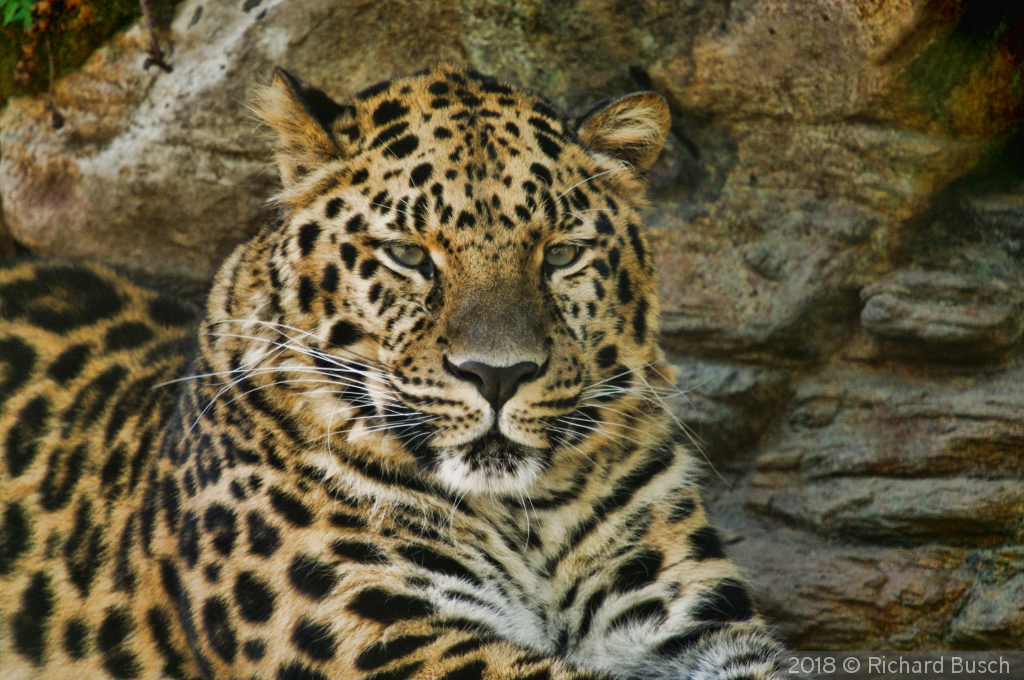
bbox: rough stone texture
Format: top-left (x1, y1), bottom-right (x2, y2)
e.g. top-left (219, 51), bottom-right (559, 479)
top-left (669, 360), bottom-right (790, 465)
top-left (1, 0), bottom-right (1022, 651)
top-left (0, 0), bottom-right (720, 284)
top-left (861, 270), bottom-right (1024, 358)
top-left (950, 573), bottom-right (1024, 648)
top-left (703, 354), bottom-right (1024, 648)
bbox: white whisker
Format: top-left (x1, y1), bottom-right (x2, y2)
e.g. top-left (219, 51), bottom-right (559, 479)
top-left (556, 168), bottom-right (620, 200)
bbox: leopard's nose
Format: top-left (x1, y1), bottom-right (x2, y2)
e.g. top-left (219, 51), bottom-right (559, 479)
top-left (446, 358), bottom-right (542, 413)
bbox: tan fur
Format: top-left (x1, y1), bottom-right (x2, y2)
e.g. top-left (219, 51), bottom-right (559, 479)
top-left (1, 65), bottom-right (780, 680)
top-left (577, 93), bottom-right (672, 172)
top-left (255, 68), bottom-right (344, 186)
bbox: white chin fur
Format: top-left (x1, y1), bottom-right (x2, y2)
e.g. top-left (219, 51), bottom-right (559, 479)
top-left (433, 453), bottom-right (542, 497)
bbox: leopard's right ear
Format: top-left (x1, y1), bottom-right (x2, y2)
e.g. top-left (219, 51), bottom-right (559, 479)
top-left (256, 68), bottom-right (357, 187)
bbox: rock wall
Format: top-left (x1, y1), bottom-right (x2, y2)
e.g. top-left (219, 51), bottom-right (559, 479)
top-left (1, 0), bottom-right (1022, 650)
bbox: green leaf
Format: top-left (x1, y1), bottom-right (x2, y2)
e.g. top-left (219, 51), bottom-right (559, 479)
top-left (1, 0), bottom-right (32, 29)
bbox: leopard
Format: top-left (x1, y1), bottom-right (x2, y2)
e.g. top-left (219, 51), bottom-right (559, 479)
top-left (0, 63), bottom-right (783, 680)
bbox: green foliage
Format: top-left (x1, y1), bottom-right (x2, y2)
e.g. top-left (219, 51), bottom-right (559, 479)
top-left (0, 1), bottom-right (179, 107)
top-left (0, 0), bottom-right (33, 29)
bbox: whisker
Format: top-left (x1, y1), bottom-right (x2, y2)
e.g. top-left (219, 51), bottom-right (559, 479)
top-left (182, 366), bottom-right (405, 406)
top-left (209, 330), bottom-right (389, 379)
top-left (211, 318), bottom-right (390, 370)
top-left (547, 430), bottom-right (603, 471)
top-left (556, 168), bottom-right (620, 200)
top-left (621, 348), bottom-right (730, 487)
top-left (179, 343), bottom-right (290, 441)
top-left (367, 201), bottom-right (411, 217)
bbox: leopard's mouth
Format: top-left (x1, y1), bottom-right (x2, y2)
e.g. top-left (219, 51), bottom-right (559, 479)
top-left (461, 431), bottom-right (533, 472)
top-left (428, 430), bottom-right (549, 495)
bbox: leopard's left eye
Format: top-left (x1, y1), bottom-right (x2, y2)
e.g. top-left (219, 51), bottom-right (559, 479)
top-left (544, 244), bottom-right (580, 268)
top-left (386, 244), bottom-right (427, 267)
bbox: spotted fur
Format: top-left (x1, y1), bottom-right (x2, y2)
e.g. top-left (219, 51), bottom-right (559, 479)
top-left (0, 64), bottom-right (781, 680)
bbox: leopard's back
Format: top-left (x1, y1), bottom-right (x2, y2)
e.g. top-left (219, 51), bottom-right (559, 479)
top-left (0, 260), bottom-right (198, 678)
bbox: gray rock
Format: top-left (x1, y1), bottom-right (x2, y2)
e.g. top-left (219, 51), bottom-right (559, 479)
top-left (647, 132), bottom-right (697, 195)
top-left (950, 575), bottom-right (1024, 648)
top-left (861, 270), bottom-right (1024, 358)
top-left (964, 190), bottom-right (1024, 257)
top-left (758, 370), bottom-right (1024, 481)
top-left (711, 505), bottom-right (970, 649)
top-left (669, 358), bottom-right (790, 464)
top-left (716, 359), bottom-right (1024, 648)
top-left (746, 477), bottom-right (1024, 544)
top-left (654, 195), bottom-right (865, 358)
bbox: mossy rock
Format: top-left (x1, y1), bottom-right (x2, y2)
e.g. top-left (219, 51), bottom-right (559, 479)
top-left (0, 0), bottom-right (179, 109)
top-left (904, 1), bottom-right (1024, 139)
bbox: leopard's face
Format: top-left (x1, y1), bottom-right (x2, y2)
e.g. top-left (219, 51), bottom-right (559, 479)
top-left (226, 64), bottom-right (671, 496)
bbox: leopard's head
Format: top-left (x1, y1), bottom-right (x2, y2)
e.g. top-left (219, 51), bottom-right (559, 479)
top-left (210, 63), bottom-right (672, 496)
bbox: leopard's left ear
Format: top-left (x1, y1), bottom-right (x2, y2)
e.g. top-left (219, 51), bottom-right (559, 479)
top-left (256, 68), bottom-right (356, 187)
top-left (576, 92), bottom-right (671, 172)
